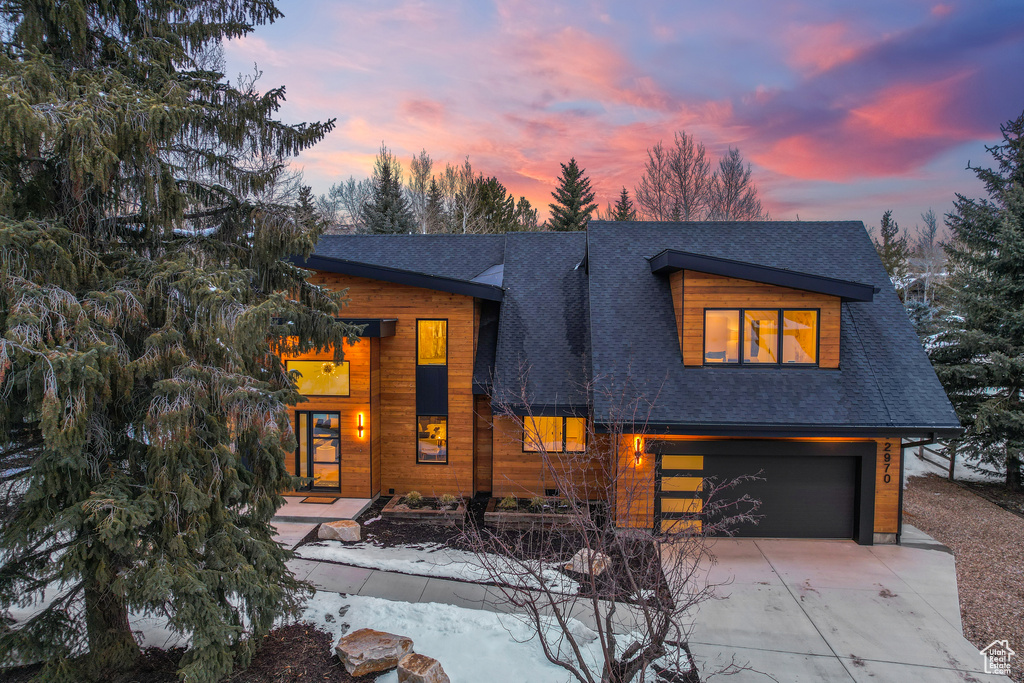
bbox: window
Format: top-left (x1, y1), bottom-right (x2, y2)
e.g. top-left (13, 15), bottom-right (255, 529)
top-left (286, 360), bottom-right (350, 396)
top-left (417, 320), bottom-right (447, 365)
top-left (417, 415), bottom-right (447, 463)
top-left (783, 310), bottom-right (818, 364)
top-left (704, 309), bottom-right (818, 365)
top-left (524, 416), bottom-right (587, 453)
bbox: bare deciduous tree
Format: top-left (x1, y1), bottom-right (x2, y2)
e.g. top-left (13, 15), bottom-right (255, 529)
top-left (462, 371), bottom-right (760, 683)
top-left (666, 132), bottom-right (712, 221)
top-left (708, 148), bottom-right (765, 221)
top-left (634, 141), bottom-right (674, 221)
top-left (319, 176), bottom-right (373, 234)
top-left (408, 149), bottom-right (433, 234)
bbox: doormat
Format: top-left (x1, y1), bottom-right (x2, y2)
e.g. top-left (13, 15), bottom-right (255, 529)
top-left (302, 496), bottom-right (338, 504)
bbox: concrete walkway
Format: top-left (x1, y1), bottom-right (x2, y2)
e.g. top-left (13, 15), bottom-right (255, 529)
top-left (274, 496), bottom-right (373, 523)
top-left (273, 522), bottom-right (1006, 682)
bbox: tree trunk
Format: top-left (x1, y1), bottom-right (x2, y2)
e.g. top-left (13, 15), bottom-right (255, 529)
top-left (84, 580), bottom-right (140, 679)
top-left (1007, 450), bottom-right (1022, 492)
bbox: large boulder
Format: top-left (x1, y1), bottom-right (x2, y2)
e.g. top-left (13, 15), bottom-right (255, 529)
top-left (319, 520), bottom-right (361, 542)
top-left (398, 653), bottom-right (451, 683)
top-left (564, 548), bottom-right (611, 576)
top-left (334, 628), bottom-right (413, 676)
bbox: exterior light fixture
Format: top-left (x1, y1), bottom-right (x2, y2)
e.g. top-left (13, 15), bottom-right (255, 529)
top-left (357, 413), bottom-right (365, 438)
top-left (634, 436), bottom-right (644, 465)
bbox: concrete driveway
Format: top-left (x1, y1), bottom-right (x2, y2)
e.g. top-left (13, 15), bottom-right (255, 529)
top-left (683, 525), bottom-right (1004, 682)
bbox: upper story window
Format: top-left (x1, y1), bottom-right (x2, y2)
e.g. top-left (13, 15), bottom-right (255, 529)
top-left (704, 309), bottom-right (818, 366)
top-left (417, 320), bottom-right (447, 365)
top-left (286, 360), bottom-right (351, 396)
top-left (523, 416), bottom-right (587, 453)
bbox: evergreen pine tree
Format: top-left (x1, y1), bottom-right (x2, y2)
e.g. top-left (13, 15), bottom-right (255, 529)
top-left (612, 187), bottom-right (637, 221)
top-left (361, 144), bottom-right (415, 234)
top-left (425, 177), bottom-right (445, 234)
top-left (547, 158), bottom-right (597, 231)
top-left (0, 3), bottom-right (357, 680)
top-left (930, 111), bottom-right (1024, 491)
top-left (873, 210), bottom-right (911, 297)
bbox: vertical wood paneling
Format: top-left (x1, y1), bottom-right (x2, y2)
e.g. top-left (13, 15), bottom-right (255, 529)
top-left (874, 438), bottom-right (901, 534)
top-left (474, 395), bottom-right (493, 494)
top-left (308, 272), bottom-right (475, 496)
top-left (682, 271), bottom-right (842, 368)
top-left (491, 416), bottom-right (608, 498)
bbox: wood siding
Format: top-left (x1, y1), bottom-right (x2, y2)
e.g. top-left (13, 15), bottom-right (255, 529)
top-left (370, 337), bottom-right (381, 497)
top-left (308, 271), bottom-right (476, 497)
top-left (874, 438), bottom-right (901, 534)
top-left (682, 271), bottom-right (841, 368)
top-left (491, 416), bottom-right (608, 498)
top-left (474, 395), bottom-right (494, 494)
top-left (280, 338), bottom-right (372, 497)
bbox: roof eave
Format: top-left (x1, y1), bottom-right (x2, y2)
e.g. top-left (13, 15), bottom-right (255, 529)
top-left (593, 421), bottom-right (964, 439)
top-left (647, 249), bottom-right (877, 302)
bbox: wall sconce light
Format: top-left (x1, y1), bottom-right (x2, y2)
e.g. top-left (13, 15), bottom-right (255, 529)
top-left (633, 436), bottom-right (644, 465)
top-left (357, 413), bottom-right (365, 438)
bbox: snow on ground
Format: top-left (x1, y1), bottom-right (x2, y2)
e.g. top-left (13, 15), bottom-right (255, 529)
top-left (295, 541), bottom-right (579, 594)
top-left (302, 592), bottom-right (605, 683)
top-left (903, 443), bottom-right (1003, 488)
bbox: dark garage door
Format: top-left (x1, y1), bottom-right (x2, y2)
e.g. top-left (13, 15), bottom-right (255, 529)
top-left (656, 440), bottom-right (874, 540)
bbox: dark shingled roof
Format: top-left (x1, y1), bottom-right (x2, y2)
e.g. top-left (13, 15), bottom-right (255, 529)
top-left (585, 221), bottom-right (961, 436)
top-left (311, 222), bottom-right (959, 436)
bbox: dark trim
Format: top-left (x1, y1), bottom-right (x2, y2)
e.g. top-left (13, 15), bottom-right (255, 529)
top-left (505, 404), bottom-right (590, 418)
top-left (856, 450), bottom-right (876, 545)
top-left (648, 249), bottom-right (877, 301)
top-left (335, 318), bottom-right (397, 337)
top-left (595, 423), bottom-right (964, 438)
top-left (292, 254), bottom-right (504, 301)
top-left (472, 380), bottom-right (492, 395)
top-left (897, 441), bottom-right (906, 543)
top-left (285, 359), bottom-right (351, 398)
top-left (416, 414), bottom-right (449, 465)
top-left (522, 416), bottom-right (588, 454)
top-left (702, 307), bottom-right (820, 367)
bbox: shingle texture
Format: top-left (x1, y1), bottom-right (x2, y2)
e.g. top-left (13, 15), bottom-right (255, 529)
top-left (312, 222), bottom-right (960, 434)
top-left (585, 221), bottom-right (961, 433)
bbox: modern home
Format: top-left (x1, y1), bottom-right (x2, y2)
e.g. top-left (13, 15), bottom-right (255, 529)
top-left (281, 221), bottom-right (961, 545)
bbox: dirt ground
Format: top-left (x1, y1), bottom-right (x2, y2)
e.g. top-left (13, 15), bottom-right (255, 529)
top-left (904, 473), bottom-right (1024, 682)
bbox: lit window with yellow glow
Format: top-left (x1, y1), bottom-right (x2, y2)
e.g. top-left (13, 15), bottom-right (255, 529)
top-left (565, 417), bottom-right (586, 452)
top-left (417, 415), bottom-right (447, 463)
top-left (524, 416), bottom-right (587, 452)
top-left (704, 310), bottom-right (740, 363)
top-left (286, 360), bottom-right (350, 396)
top-left (783, 310), bottom-right (818, 364)
top-left (744, 310), bottom-right (779, 364)
top-left (417, 320), bottom-right (447, 365)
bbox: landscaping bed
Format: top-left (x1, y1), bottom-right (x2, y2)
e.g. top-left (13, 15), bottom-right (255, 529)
top-left (904, 473), bottom-right (1024, 683)
top-left (483, 495), bottom-right (589, 529)
top-left (380, 491), bottom-right (467, 526)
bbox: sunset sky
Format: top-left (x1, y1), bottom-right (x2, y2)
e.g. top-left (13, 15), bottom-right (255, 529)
top-left (224, 0), bottom-right (1024, 232)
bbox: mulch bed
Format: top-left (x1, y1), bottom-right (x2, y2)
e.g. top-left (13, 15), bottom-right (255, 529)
top-left (904, 473), bottom-right (1024, 683)
top-left (0, 624), bottom-right (370, 683)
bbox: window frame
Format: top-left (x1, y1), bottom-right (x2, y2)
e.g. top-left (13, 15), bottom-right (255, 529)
top-left (702, 307), bottom-right (820, 367)
top-left (416, 414), bottom-right (449, 465)
top-left (285, 359), bottom-right (351, 398)
top-left (522, 416), bottom-right (588, 453)
top-left (415, 318), bottom-right (448, 366)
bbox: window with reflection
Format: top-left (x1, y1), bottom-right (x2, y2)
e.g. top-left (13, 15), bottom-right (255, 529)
top-left (704, 308), bottom-right (819, 366)
top-left (704, 310), bottom-right (740, 363)
top-left (783, 310), bottom-right (819, 364)
top-left (524, 416), bottom-right (587, 452)
top-left (417, 320), bottom-right (447, 365)
top-left (286, 360), bottom-right (350, 396)
top-left (417, 416), bottom-right (447, 463)
top-left (744, 310), bottom-right (779, 364)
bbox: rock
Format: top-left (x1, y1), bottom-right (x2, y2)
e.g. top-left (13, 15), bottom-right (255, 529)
top-left (398, 653), bottom-right (450, 683)
top-left (318, 520), bottom-right (360, 542)
top-left (564, 549), bottom-right (611, 576)
top-left (335, 628), bottom-right (413, 677)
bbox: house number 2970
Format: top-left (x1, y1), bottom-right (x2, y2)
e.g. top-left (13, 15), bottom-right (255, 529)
top-left (883, 442), bottom-right (892, 484)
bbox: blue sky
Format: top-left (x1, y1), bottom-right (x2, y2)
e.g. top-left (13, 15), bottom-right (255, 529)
top-left (224, 0), bottom-right (1024, 231)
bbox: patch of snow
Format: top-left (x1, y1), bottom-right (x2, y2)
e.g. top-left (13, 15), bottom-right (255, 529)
top-left (301, 592), bottom-right (604, 683)
top-left (903, 443), bottom-right (1003, 488)
top-left (295, 542), bottom-right (579, 594)
top-left (362, 515), bottom-right (382, 526)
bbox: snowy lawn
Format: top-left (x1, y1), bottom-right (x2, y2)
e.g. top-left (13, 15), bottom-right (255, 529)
top-left (903, 443), bottom-right (1003, 487)
top-left (302, 591), bottom-right (610, 683)
top-left (296, 541), bottom-right (580, 594)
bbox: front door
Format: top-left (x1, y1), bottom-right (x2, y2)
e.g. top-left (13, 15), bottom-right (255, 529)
top-left (296, 411), bottom-right (341, 491)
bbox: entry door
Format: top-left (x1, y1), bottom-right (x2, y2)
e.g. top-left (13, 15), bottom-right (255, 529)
top-left (296, 412), bottom-right (341, 491)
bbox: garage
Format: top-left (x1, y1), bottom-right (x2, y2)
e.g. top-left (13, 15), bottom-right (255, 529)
top-left (655, 440), bottom-right (876, 544)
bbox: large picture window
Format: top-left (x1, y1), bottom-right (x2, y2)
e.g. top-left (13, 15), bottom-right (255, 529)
top-left (524, 416), bottom-right (587, 453)
top-left (704, 309), bottom-right (818, 366)
top-left (286, 360), bottom-right (350, 396)
top-left (417, 320), bottom-right (447, 365)
top-left (417, 415), bottom-right (448, 463)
